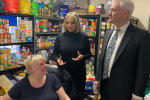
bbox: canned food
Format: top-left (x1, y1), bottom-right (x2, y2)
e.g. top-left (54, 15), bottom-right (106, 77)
top-left (8, 64), bottom-right (11, 69)
top-left (4, 38), bottom-right (7, 43)
top-left (4, 60), bottom-right (7, 64)
top-left (7, 59), bottom-right (11, 64)
top-left (0, 29), bottom-right (3, 33)
top-left (6, 24), bottom-right (9, 29)
top-left (7, 54), bottom-right (11, 59)
top-left (3, 24), bottom-right (6, 29)
top-left (0, 38), bottom-right (4, 44)
top-left (0, 24), bottom-right (3, 28)
top-left (0, 54), bottom-right (4, 59)
top-left (0, 18), bottom-right (2, 24)
top-left (7, 49), bottom-right (11, 54)
top-left (0, 64), bottom-right (4, 70)
top-left (6, 19), bottom-right (9, 24)
top-left (5, 29), bottom-right (9, 33)
top-left (4, 64), bottom-right (7, 69)
top-left (7, 39), bottom-right (10, 43)
top-left (0, 33), bottom-right (3, 38)
top-left (4, 33), bottom-right (7, 38)
top-left (0, 49), bottom-right (4, 54)
top-left (7, 33), bottom-right (10, 38)
top-left (3, 54), bottom-right (7, 59)
top-left (15, 64), bottom-right (18, 68)
top-left (0, 59), bottom-right (4, 64)
top-left (11, 64), bottom-right (15, 68)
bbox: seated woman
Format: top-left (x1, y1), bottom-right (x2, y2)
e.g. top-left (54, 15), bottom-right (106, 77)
top-left (0, 54), bottom-right (70, 100)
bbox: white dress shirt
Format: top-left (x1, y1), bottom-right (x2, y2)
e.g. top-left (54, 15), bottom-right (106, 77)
top-left (106, 21), bottom-right (143, 100)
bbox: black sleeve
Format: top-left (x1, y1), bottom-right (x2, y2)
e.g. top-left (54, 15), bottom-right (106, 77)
top-left (8, 79), bottom-right (22, 99)
top-left (83, 35), bottom-right (92, 61)
top-left (51, 35), bottom-right (60, 63)
top-left (133, 31), bottom-right (150, 97)
top-left (52, 74), bottom-right (62, 91)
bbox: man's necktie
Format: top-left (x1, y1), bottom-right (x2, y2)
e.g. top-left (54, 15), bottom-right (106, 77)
top-left (102, 29), bottom-right (120, 80)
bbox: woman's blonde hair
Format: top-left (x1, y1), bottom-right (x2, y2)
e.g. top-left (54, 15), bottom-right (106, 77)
top-left (63, 12), bottom-right (81, 33)
top-left (24, 54), bottom-right (46, 75)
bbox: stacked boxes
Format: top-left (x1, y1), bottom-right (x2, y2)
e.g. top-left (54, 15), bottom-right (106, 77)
top-left (25, 21), bottom-right (33, 42)
top-left (18, 20), bottom-right (33, 42)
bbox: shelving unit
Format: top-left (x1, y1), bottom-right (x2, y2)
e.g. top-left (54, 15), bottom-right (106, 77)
top-left (0, 11), bottom-right (34, 74)
top-left (33, 15), bottom-right (60, 58)
top-left (79, 14), bottom-right (109, 74)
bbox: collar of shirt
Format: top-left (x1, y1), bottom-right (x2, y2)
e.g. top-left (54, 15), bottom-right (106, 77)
top-left (114, 21), bottom-right (130, 32)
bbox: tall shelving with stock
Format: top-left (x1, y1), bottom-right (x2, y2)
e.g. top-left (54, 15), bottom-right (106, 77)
top-left (33, 15), bottom-right (60, 62)
top-left (0, 11), bottom-right (34, 74)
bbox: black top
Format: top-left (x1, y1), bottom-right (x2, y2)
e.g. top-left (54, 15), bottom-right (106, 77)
top-left (52, 31), bottom-right (91, 70)
top-left (8, 73), bottom-right (62, 100)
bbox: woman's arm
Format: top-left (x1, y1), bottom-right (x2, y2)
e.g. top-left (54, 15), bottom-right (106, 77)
top-left (0, 93), bottom-right (14, 100)
top-left (56, 87), bottom-right (70, 100)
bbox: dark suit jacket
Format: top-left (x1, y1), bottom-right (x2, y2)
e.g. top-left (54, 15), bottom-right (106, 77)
top-left (96, 23), bottom-right (150, 100)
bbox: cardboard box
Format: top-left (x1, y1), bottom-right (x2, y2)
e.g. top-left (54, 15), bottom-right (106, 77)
top-left (18, 20), bottom-right (26, 30)
top-left (77, 0), bottom-right (90, 10)
top-left (26, 31), bottom-right (33, 42)
top-left (25, 21), bottom-right (32, 31)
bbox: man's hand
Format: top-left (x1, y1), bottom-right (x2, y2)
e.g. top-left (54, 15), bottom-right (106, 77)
top-left (57, 56), bottom-right (66, 66)
top-left (72, 51), bottom-right (83, 61)
top-left (95, 80), bottom-right (100, 90)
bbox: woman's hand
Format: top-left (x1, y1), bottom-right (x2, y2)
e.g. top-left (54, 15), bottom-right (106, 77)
top-left (72, 51), bottom-right (83, 61)
top-left (57, 56), bottom-right (66, 66)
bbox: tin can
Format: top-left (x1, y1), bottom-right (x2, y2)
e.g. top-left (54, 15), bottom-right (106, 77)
top-left (0, 49), bottom-right (4, 54)
top-left (0, 54), bottom-right (4, 59)
top-left (7, 33), bottom-right (10, 38)
top-left (4, 64), bottom-right (7, 69)
top-left (7, 39), bottom-right (10, 43)
top-left (7, 49), bottom-right (11, 54)
top-left (4, 33), bottom-right (7, 38)
top-left (5, 29), bottom-right (9, 33)
top-left (3, 54), bottom-right (7, 60)
top-left (0, 24), bottom-right (3, 28)
top-left (39, 8), bottom-right (42, 16)
top-left (7, 54), bottom-right (11, 59)
top-left (6, 19), bottom-right (9, 24)
top-left (0, 28), bottom-right (3, 33)
top-left (4, 60), bottom-right (7, 64)
top-left (3, 24), bottom-right (6, 29)
top-left (0, 64), bottom-right (4, 70)
top-left (15, 57), bottom-right (18, 64)
top-left (0, 38), bottom-right (4, 44)
top-left (0, 59), bottom-right (4, 64)
top-left (0, 18), bottom-right (2, 24)
top-left (4, 38), bottom-right (7, 43)
top-left (11, 64), bottom-right (15, 68)
top-left (15, 64), bottom-right (18, 68)
top-left (8, 64), bottom-right (11, 69)
top-left (7, 59), bottom-right (11, 64)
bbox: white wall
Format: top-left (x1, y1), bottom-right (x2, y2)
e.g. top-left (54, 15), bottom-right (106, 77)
top-left (90, 0), bottom-right (150, 29)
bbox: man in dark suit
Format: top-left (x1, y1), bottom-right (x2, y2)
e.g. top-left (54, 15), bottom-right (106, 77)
top-left (95, 0), bottom-right (150, 100)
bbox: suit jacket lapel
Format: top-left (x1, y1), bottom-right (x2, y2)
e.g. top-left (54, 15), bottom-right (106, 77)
top-left (113, 23), bottom-right (135, 65)
top-left (101, 29), bottom-right (114, 61)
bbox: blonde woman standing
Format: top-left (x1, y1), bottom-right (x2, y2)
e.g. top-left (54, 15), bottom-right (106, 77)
top-left (52, 12), bottom-right (92, 100)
